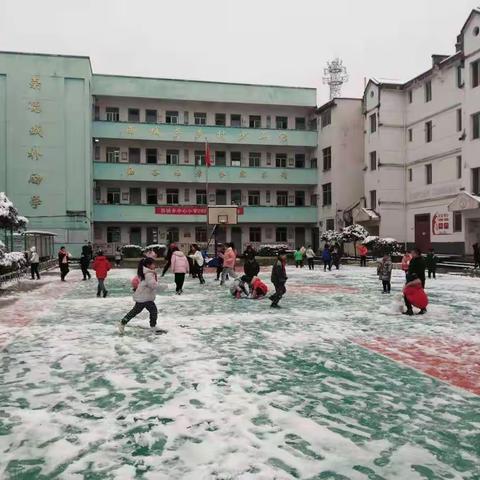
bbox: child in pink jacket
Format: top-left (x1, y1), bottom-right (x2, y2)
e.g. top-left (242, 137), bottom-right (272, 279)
top-left (220, 242), bottom-right (239, 285)
top-left (171, 248), bottom-right (189, 295)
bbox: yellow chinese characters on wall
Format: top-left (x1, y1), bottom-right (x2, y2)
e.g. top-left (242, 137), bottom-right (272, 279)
top-left (29, 174), bottom-right (44, 185)
top-left (27, 147), bottom-right (42, 161)
top-left (28, 101), bottom-right (41, 113)
top-left (29, 75), bottom-right (41, 90)
top-left (29, 125), bottom-right (44, 137)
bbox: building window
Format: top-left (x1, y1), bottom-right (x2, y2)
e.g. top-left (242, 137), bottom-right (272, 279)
top-left (128, 108), bottom-right (140, 122)
top-left (230, 114), bottom-right (241, 127)
top-left (370, 190), bottom-right (377, 210)
top-left (326, 219), bottom-right (335, 231)
top-left (106, 107), bottom-right (119, 122)
top-left (195, 227), bottom-right (207, 243)
top-left (453, 212), bottom-right (462, 232)
top-left (370, 113), bottom-right (377, 133)
top-left (457, 156), bottom-right (462, 179)
top-left (295, 154), bottom-right (305, 168)
top-left (196, 189), bottom-right (207, 205)
top-left (408, 168), bottom-right (413, 182)
top-left (266, 190), bottom-right (271, 203)
top-left (276, 154), bottom-right (287, 168)
top-left (249, 152), bottom-right (261, 167)
top-left (194, 112), bottom-right (207, 125)
top-left (167, 227), bottom-right (179, 243)
top-left (146, 188), bottom-right (157, 205)
top-left (95, 185), bottom-right (101, 203)
top-left (311, 158), bottom-right (318, 169)
top-left (472, 167), bottom-right (480, 195)
top-left (166, 189), bottom-right (179, 205)
top-left (166, 111), bottom-right (178, 124)
top-left (322, 183), bottom-right (332, 206)
top-left (166, 149), bottom-right (179, 165)
top-left (250, 227), bottom-right (261, 242)
top-left (276, 116), bottom-right (288, 129)
top-left (457, 108), bottom-right (463, 132)
top-left (248, 190), bottom-right (260, 206)
top-left (107, 188), bottom-right (120, 205)
top-left (106, 147), bottom-right (120, 163)
top-left (295, 191), bottom-right (305, 206)
top-left (184, 188), bottom-right (190, 203)
top-left (146, 227), bottom-right (159, 245)
top-left (425, 164), bottom-right (433, 184)
top-left (183, 111), bottom-right (189, 124)
top-left (425, 121), bottom-right (433, 142)
top-left (231, 189), bottom-right (242, 205)
top-left (370, 151), bottom-right (377, 171)
top-left (94, 145), bottom-right (100, 161)
top-left (94, 105), bottom-right (100, 121)
top-left (295, 117), bottom-right (306, 130)
top-left (129, 147), bottom-right (140, 163)
top-left (146, 109), bottom-right (157, 123)
top-left (276, 227), bottom-right (287, 242)
top-left (322, 147), bottom-right (332, 171)
top-left (425, 80), bottom-right (432, 102)
top-left (231, 152), bottom-right (241, 167)
top-left (408, 128), bottom-right (413, 142)
top-left (146, 148), bottom-right (157, 164)
top-left (129, 187), bottom-right (141, 205)
top-left (215, 151), bottom-right (226, 166)
top-left (107, 226), bottom-right (121, 243)
top-left (276, 190), bottom-right (288, 206)
top-left (249, 115), bottom-right (261, 128)
top-left (321, 109), bottom-right (331, 128)
top-left (310, 194), bottom-right (317, 206)
top-left (215, 113), bottom-right (226, 126)
top-left (457, 65), bottom-right (465, 88)
top-left (472, 59), bottom-right (480, 88)
top-left (194, 150), bottom-right (205, 166)
top-left (472, 112), bottom-right (480, 139)
top-left (408, 90), bottom-right (413, 103)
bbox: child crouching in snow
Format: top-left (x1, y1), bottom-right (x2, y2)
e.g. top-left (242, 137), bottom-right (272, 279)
top-left (119, 257), bottom-right (166, 335)
top-left (403, 273), bottom-right (428, 316)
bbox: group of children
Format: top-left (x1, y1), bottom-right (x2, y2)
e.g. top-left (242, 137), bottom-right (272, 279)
top-left (293, 245), bottom-right (316, 270)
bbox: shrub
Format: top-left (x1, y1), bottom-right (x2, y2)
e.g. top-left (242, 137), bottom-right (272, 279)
top-left (363, 236), bottom-right (402, 257)
top-left (121, 244), bottom-right (143, 258)
top-left (257, 244), bottom-right (294, 257)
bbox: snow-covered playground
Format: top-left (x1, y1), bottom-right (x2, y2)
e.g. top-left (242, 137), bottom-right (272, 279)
top-left (0, 265), bottom-right (479, 479)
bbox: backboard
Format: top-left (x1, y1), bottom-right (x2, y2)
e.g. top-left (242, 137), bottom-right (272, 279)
top-left (208, 206), bottom-right (238, 225)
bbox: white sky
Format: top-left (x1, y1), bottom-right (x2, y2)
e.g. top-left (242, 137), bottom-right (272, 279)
top-left (1, 0), bottom-right (478, 104)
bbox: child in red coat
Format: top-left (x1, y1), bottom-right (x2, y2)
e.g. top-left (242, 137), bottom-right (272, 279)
top-left (92, 251), bottom-right (112, 298)
top-left (403, 273), bottom-right (428, 316)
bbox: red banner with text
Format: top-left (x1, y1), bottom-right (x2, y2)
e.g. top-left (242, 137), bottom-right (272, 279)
top-left (155, 206), bottom-right (244, 215)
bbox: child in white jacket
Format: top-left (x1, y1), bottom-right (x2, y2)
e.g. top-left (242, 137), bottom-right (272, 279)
top-left (119, 257), bottom-right (167, 335)
top-left (189, 244), bottom-right (205, 284)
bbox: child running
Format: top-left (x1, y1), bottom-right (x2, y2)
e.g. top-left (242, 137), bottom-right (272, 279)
top-left (305, 245), bottom-right (315, 270)
top-left (270, 249), bottom-right (288, 308)
top-left (171, 247), bottom-right (189, 294)
top-left (189, 244), bottom-right (206, 284)
top-left (118, 257), bottom-right (166, 335)
top-left (92, 250), bottom-right (111, 297)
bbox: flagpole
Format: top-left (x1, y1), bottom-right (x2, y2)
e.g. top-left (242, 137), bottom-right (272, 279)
top-left (205, 138), bottom-right (209, 254)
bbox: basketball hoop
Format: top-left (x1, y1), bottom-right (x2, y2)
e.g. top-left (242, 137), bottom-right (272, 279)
top-left (207, 206), bottom-right (238, 226)
top-left (218, 215), bottom-right (228, 225)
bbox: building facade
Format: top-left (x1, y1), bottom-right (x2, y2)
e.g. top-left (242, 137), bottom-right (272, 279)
top-left (0, 53), bottom-right (318, 255)
top-left (353, 9), bottom-right (480, 254)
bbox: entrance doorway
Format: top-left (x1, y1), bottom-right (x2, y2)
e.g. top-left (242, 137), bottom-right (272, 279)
top-left (414, 214), bottom-right (431, 252)
top-left (295, 227), bottom-right (305, 247)
top-left (231, 227), bottom-right (242, 252)
top-left (467, 219), bottom-right (480, 255)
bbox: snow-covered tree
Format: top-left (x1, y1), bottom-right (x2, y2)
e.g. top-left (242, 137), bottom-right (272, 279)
top-left (320, 230), bottom-right (343, 245)
top-left (341, 224), bottom-right (369, 243)
top-left (0, 240), bottom-right (27, 273)
top-left (0, 192), bottom-right (28, 230)
top-left (363, 236), bottom-right (402, 256)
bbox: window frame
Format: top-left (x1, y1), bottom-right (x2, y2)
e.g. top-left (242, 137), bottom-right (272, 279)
top-left (107, 188), bottom-right (120, 205)
top-left (321, 109), bottom-right (331, 128)
top-left (196, 189), bottom-right (207, 205)
top-left (425, 164), bottom-right (433, 185)
top-left (194, 112), bottom-right (207, 126)
top-left (370, 151), bottom-right (377, 171)
top-left (425, 80), bottom-right (432, 102)
top-left (249, 152), bottom-right (261, 167)
top-left (145, 109), bottom-right (157, 123)
top-left (106, 146), bottom-right (120, 163)
top-left (107, 226), bottom-right (121, 243)
top-left (457, 108), bottom-right (463, 132)
top-left (248, 190), bottom-right (261, 206)
top-left (146, 188), bottom-right (158, 205)
top-left (472, 59), bottom-right (480, 88)
top-left (275, 153), bottom-right (287, 168)
top-left (215, 113), bottom-right (226, 126)
top-left (166, 188), bottom-right (179, 205)
top-left (249, 115), bottom-right (261, 128)
top-left (106, 107), bottom-right (119, 122)
top-left (370, 189), bottom-right (377, 210)
top-left (425, 120), bottom-right (433, 143)
top-left (146, 148), bottom-right (158, 164)
top-left (370, 113), bottom-right (377, 133)
top-left (166, 149), bottom-right (179, 165)
top-left (128, 108), bottom-right (140, 123)
top-left (165, 111), bottom-right (179, 124)
top-left (230, 114), bottom-right (241, 127)
top-left (231, 152), bottom-right (241, 167)
top-left (295, 117), bottom-right (306, 130)
top-left (453, 211), bottom-right (462, 232)
top-left (276, 190), bottom-right (288, 206)
top-left (457, 156), bottom-right (463, 179)
top-left (322, 147), bottom-right (332, 171)
top-left (276, 116), bottom-right (288, 130)
top-left (472, 111), bottom-right (480, 140)
top-left (275, 227), bottom-right (287, 243)
top-left (322, 183), bottom-right (332, 206)
top-left (249, 227), bottom-right (262, 243)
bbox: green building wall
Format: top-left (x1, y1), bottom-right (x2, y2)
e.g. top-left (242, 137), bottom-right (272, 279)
top-left (0, 52), bottom-right (93, 256)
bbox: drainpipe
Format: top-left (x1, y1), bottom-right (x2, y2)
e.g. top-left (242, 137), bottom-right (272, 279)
top-left (403, 106), bottom-right (408, 252)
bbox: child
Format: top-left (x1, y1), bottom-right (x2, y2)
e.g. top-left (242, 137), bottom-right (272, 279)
top-left (29, 246), bottom-right (40, 280)
top-left (171, 247), bottom-right (189, 294)
top-left (331, 245), bottom-right (341, 270)
top-left (270, 250), bottom-right (288, 308)
top-left (403, 273), bottom-right (428, 316)
top-left (58, 246), bottom-right (71, 281)
top-left (119, 257), bottom-right (166, 334)
top-left (401, 252), bottom-right (412, 279)
top-left (230, 276), bottom-right (250, 299)
top-left (305, 245), bottom-right (315, 270)
top-left (220, 242), bottom-right (238, 285)
top-left (114, 247), bottom-right (122, 268)
top-left (322, 245), bottom-right (332, 272)
top-left (92, 250), bottom-right (111, 298)
top-left (425, 248), bottom-right (438, 279)
top-left (294, 248), bottom-right (303, 268)
top-left (189, 244), bottom-right (206, 284)
top-left (358, 244), bottom-right (368, 267)
top-left (250, 276), bottom-right (268, 299)
top-left (377, 254), bottom-right (392, 293)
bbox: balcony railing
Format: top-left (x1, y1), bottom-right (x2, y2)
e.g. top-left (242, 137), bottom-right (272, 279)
top-left (93, 204), bottom-right (317, 224)
top-left (92, 120), bottom-right (317, 147)
top-left (93, 162), bottom-right (318, 185)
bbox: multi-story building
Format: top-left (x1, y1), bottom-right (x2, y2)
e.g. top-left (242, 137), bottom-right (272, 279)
top-left (0, 52), bottom-right (319, 255)
top-left (354, 8), bottom-right (480, 254)
top-left (316, 98), bottom-right (364, 232)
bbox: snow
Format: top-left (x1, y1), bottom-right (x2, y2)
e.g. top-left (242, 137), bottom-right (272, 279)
top-left (0, 251), bottom-right (26, 267)
top-left (0, 266), bottom-right (479, 478)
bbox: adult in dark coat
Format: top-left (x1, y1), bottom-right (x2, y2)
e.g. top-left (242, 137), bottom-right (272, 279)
top-left (408, 248), bottom-right (426, 288)
top-left (243, 258), bottom-right (260, 282)
top-left (473, 243), bottom-right (480, 269)
top-left (80, 245), bottom-right (92, 280)
top-left (243, 245), bottom-right (256, 261)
